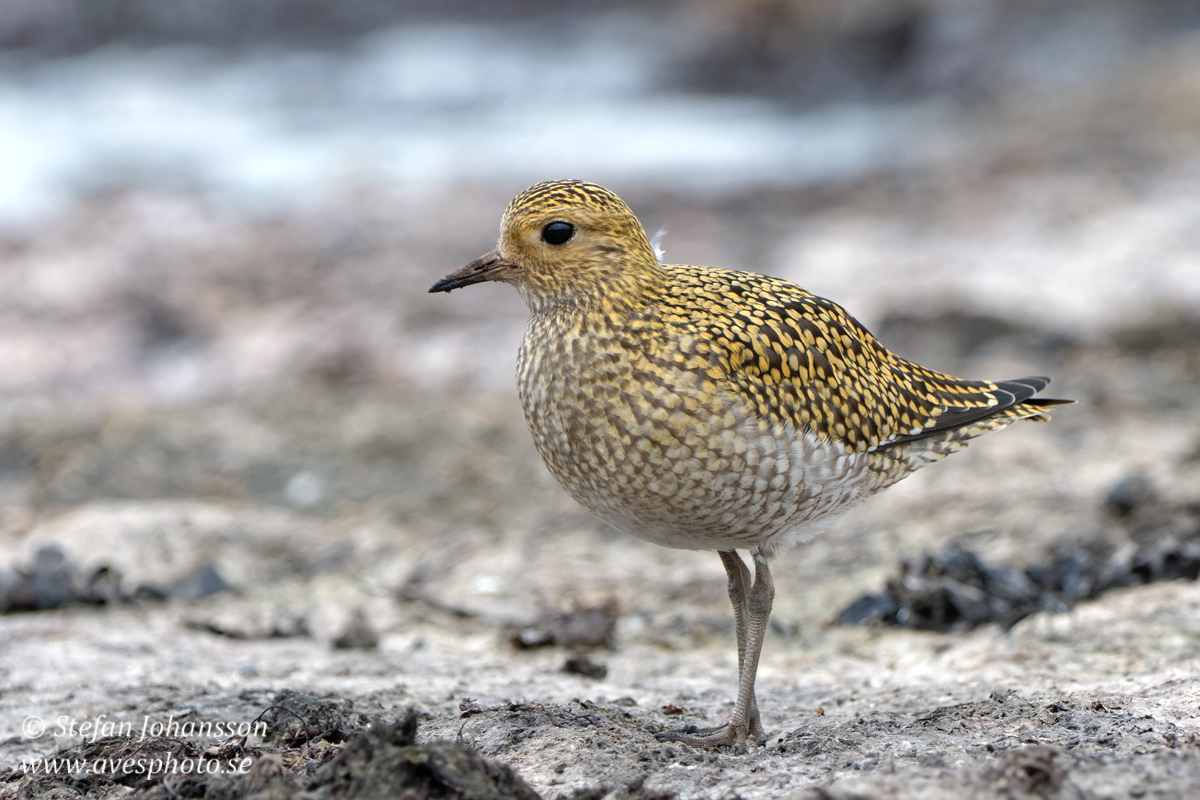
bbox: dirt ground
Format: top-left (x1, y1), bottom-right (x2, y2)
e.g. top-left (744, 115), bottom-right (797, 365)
top-left (3, 59), bottom-right (1200, 798)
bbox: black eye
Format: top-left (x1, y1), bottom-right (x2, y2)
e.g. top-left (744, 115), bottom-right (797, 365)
top-left (541, 220), bottom-right (574, 245)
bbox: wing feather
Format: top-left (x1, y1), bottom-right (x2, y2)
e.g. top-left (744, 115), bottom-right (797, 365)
top-left (659, 265), bottom-right (1068, 452)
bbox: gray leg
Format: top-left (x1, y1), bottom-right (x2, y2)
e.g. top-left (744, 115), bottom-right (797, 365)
top-left (718, 550), bottom-right (764, 741)
top-left (657, 549), bottom-right (773, 748)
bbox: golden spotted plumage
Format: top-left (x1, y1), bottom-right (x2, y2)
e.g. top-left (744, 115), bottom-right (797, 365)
top-left (635, 263), bottom-right (1056, 454)
top-left (430, 179), bottom-right (1069, 750)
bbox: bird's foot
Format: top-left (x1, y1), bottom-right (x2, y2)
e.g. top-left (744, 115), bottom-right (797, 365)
top-left (654, 718), bottom-right (765, 750)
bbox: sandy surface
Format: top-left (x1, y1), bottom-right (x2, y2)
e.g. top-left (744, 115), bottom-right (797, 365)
top-left (2, 56), bottom-right (1200, 798)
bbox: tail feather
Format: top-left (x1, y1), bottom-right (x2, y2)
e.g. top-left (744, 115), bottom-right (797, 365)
top-left (881, 375), bottom-right (1071, 449)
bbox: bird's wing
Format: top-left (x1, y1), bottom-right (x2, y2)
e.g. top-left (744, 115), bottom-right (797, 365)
top-left (673, 267), bottom-right (1064, 452)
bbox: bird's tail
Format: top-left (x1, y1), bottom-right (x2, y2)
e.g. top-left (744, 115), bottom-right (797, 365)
top-left (990, 377), bottom-right (1073, 424)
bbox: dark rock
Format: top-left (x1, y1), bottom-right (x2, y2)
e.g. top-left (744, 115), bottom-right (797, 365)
top-left (835, 592), bottom-right (898, 626)
top-left (508, 600), bottom-right (619, 651)
top-left (838, 512), bottom-right (1200, 632)
top-left (0, 544), bottom-right (114, 612)
top-left (942, 578), bottom-right (991, 626)
top-left (168, 563), bottom-right (233, 600)
top-left (299, 712), bottom-right (543, 800)
top-left (135, 564), bottom-right (234, 602)
top-left (990, 745), bottom-right (1064, 799)
top-left (981, 563), bottom-right (1038, 605)
top-left (1105, 474), bottom-right (1160, 518)
top-left (187, 608), bottom-right (311, 640)
top-left (562, 655), bottom-right (608, 680)
top-left (29, 545), bottom-right (75, 609)
top-left (260, 689), bottom-right (371, 747)
top-left (333, 608), bottom-right (381, 650)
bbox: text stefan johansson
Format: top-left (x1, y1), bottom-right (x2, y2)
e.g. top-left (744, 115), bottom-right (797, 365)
top-left (33, 715), bottom-right (266, 742)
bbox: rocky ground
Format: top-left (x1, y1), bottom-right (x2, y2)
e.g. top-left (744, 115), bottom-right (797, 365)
top-left (2, 31), bottom-right (1200, 796)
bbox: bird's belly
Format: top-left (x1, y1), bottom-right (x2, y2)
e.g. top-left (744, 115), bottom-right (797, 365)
top-left (520, 359), bottom-right (883, 553)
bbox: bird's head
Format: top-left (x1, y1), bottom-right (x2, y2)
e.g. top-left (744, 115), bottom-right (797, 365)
top-left (429, 180), bottom-right (661, 312)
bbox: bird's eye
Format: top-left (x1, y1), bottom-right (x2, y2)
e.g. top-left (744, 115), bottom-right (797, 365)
top-left (541, 221), bottom-right (575, 245)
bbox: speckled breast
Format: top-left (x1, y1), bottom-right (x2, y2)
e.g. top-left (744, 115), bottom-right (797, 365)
top-left (516, 308), bottom-right (894, 554)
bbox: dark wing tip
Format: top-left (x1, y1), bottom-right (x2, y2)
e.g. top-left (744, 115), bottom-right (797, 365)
top-left (996, 376), bottom-right (1073, 408)
top-left (879, 375), bottom-right (1068, 449)
top-left (994, 376), bottom-right (1050, 403)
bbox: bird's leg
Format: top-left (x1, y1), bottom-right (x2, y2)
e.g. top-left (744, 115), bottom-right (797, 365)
top-left (725, 549), bottom-right (771, 744)
top-left (719, 550), bottom-right (752, 662)
top-left (657, 549), bottom-right (773, 748)
top-left (717, 550), bottom-right (764, 740)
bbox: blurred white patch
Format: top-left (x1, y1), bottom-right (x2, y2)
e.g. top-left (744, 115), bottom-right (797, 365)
top-left (651, 228), bottom-right (667, 261)
top-left (285, 471), bottom-right (324, 509)
top-left (470, 574), bottom-right (505, 595)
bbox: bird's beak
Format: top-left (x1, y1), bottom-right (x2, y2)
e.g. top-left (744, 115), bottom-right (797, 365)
top-left (428, 250), bottom-right (517, 293)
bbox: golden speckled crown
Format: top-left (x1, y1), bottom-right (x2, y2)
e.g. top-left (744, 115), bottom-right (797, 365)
top-left (503, 179), bottom-right (631, 221)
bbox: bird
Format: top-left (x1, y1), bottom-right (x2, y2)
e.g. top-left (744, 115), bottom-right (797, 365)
top-left (429, 179), bottom-right (1069, 749)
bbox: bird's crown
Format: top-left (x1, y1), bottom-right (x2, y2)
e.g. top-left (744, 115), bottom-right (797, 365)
top-left (504, 179), bottom-right (629, 219)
